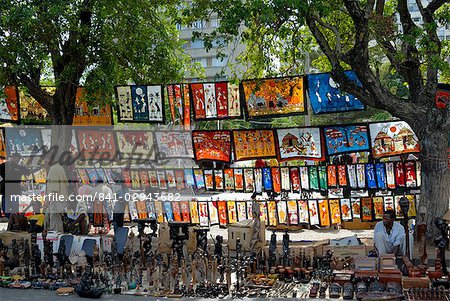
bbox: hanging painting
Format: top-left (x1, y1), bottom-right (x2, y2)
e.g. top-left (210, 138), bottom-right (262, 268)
top-left (262, 167), bottom-right (273, 191)
top-left (130, 170), bottom-right (141, 189)
top-left (281, 167), bottom-right (291, 191)
top-left (218, 201), bottom-right (228, 226)
top-left (184, 169), bottom-right (195, 187)
top-left (318, 165), bottom-right (328, 191)
top-left (365, 163), bottom-right (377, 189)
top-left (180, 201), bottom-right (191, 222)
top-left (192, 130), bottom-right (232, 163)
top-left (204, 169), bottom-right (214, 190)
top-left (208, 201), bottom-right (219, 225)
top-left (166, 84), bottom-right (185, 124)
top-left (324, 124), bottom-right (370, 155)
top-left (351, 198), bottom-right (361, 219)
top-left (405, 161), bottom-right (417, 188)
top-left (172, 202), bottom-right (182, 222)
top-left (290, 167), bottom-right (301, 192)
top-left (163, 201), bottom-right (174, 221)
top-left (139, 170), bottom-right (150, 188)
top-left (308, 200), bottom-right (319, 225)
top-left (277, 201), bottom-right (288, 224)
top-left (416, 161), bottom-right (422, 187)
top-left (340, 198), bottom-right (352, 221)
top-left (384, 196), bottom-right (395, 212)
top-left (406, 194), bottom-right (417, 217)
top-left (190, 201), bottom-right (200, 224)
top-left (241, 76), bottom-right (306, 119)
top-left (237, 201), bottom-right (247, 222)
top-left (329, 199), bottom-right (342, 224)
top-left (347, 165), bottom-right (358, 189)
top-left (175, 169), bottom-right (185, 190)
top-left (0, 128), bottom-right (5, 158)
top-left (157, 170), bottom-right (167, 190)
top-left (199, 201), bottom-right (209, 226)
top-left (155, 201), bottom-right (164, 223)
top-left (148, 170), bottom-right (158, 188)
top-left (307, 71), bottom-right (365, 114)
top-left (233, 129), bottom-right (277, 161)
top-left (116, 85), bottom-right (164, 123)
top-left (373, 197), bottom-right (384, 220)
top-left (155, 131), bottom-right (194, 158)
top-left (385, 163), bottom-right (396, 189)
top-left (5, 128), bottom-right (43, 156)
top-left (246, 201), bottom-right (253, 219)
top-left (234, 168), bottom-right (244, 191)
top-left (254, 168), bottom-right (263, 194)
top-left (276, 127), bottom-right (323, 161)
top-left (18, 86), bottom-right (53, 123)
top-left (272, 167), bottom-right (281, 193)
top-left (244, 168), bottom-right (254, 192)
top-left (318, 199), bottom-right (331, 227)
top-left (337, 165), bottom-right (348, 187)
top-left (72, 88), bottom-right (113, 125)
top-left (193, 169), bottom-right (205, 189)
top-left (361, 197), bottom-right (373, 221)
top-left (267, 201), bottom-right (278, 227)
top-left (224, 168), bottom-right (235, 190)
top-left (327, 165), bottom-right (337, 188)
top-left (298, 200), bottom-right (309, 224)
top-left (227, 201), bottom-right (237, 224)
top-left (435, 83), bottom-right (449, 109)
top-left (287, 200), bottom-right (299, 225)
top-left (116, 130), bottom-right (155, 160)
top-left (369, 121), bottom-right (420, 158)
top-left (0, 86), bottom-right (20, 123)
top-left (77, 169), bottom-right (90, 184)
top-left (299, 166), bottom-right (310, 191)
top-left (394, 196), bottom-right (404, 219)
top-left (375, 163), bottom-right (387, 190)
top-left (259, 201), bottom-right (268, 225)
top-left (356, 164), bottom-right (366, 189)
top-left (214, 169), bottom-right (224, 190)
top-left (308, 166), bottom-right (319, 191)
top-left (166, 170), bottom-right (176, 189)
top-left (395, 162), bottom-right (406, 187)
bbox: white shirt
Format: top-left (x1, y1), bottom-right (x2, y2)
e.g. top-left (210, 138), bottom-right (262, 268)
top-left (374, 221), bottom-right (405, 247)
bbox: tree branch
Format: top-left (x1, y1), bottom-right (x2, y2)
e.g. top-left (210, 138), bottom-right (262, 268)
top-left (314, 15), bottom-right (342, 53)
top-left (426, 0), bottom-right (448, 14)
top-left (18, 74), bottom-right (53, 112)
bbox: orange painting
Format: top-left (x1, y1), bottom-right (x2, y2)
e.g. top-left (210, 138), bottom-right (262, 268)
top-left (318, 199), bottom-right (330, 227)
top-left (192, 130), bottom-right (232, 163)
top-left (0, 86), bottom-right (19, 122)
top-left (373, 196), bottom-right (384, 220)
top-left (242, 76), bottom-right (305, 119)
top-left (329, 199), bottom-right (341, 224)
top-left (0, 129), bottom-right (5, 158)
top-left (233, 129), bottom-right (277, 161)
top-left (73, 88), bottom-right (113, 125)
top-left (190, 201), bottom-right (200, 224)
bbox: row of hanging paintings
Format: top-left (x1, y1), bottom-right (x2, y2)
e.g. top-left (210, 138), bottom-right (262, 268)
top-left (108, 195), bottom-right (417, 227)
top-left (0, 86), bottom-right (113, 125)
top-left (75, 161), bottom-right (421, 194)
top-left (0, 121), bottom-right (420, 161)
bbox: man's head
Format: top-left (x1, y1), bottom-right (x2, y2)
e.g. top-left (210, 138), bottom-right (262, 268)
top-left (383, 209), bottom-right (396, 229)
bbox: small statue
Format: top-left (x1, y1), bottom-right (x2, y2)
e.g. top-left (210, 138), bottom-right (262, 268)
top-left (42, 231), bottom-right (54, 270)
top-left (22, 239), bottom-right (31, 277)
top-left (197, 231), bottom-right (208, 254)
top-left (214, 235), bottom-right (223, 264)
top-left (58, 237), bottom-right (66, 267)
top-left (282, 231), bottom-right (290, 266)
top-left (172, 238), bottom-right (184, 267)
top-left (434, 217), bottom-right (449, 275)
top-left (32, 244), bottom-right (41, 275)
top-left (268, 231), bottom-right (277, 268)
top-left (10, 239), bottom-right (20, 269)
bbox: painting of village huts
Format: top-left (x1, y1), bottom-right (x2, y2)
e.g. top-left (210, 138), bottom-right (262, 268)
top-left (241, 76), bottom-right (306, 119)
top-left (369, 121), bottom-right (420, 158)
top-left (276, 127), bottom-right (323, 160)
top-left (324, 124), bottom-right (370, 155)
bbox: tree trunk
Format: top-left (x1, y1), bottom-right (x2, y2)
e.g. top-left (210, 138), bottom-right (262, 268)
top-left (50, 84), bottom-right (77, 125)
top-left (415, 126), bottom-right (450, 238)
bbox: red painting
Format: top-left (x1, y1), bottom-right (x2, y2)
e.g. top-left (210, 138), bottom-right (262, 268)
top-left (327, 165), bottom-right (337, 187)
top-left (395, 162), bottom-right (405, 187)
top-left (191, 83), bottom-right (206, 119)
top-left (172, 202), bottom-right (182, 222)
top-left (139, 170), bottom-right (149, 188)
top-left (271, 167), bottom-right (281, 193)
top-left (216, 82), bottom-right (228, 118)
top-left (192, 130), bottom-right (232, 163)
top-left (183, 84), bottom-right (191, 129)
top-left (337, 165), bottom-right (348, 187)
top-left (76, 129), bottom-right (117, 160)
top-left (435, 83), bottom-right (449, 109)
top-left (180, 201), bottom-right (191, 222)
top-left (218, 201), bottom-right (228, 227)
top-left (0, 86), bottom-right (19, 122)
top-left (290, 167), bottom-right (300, 192)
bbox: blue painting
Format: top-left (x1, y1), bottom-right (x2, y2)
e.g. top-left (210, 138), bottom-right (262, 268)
top-left (375, 163), bottom-right (387, 190)
top-left (262, 167), bottom-right (273, 191)
top-left (131, 85), bottom-right (149, 121)
top-left (163, 201), bottom-right (174, 221)
top-left (5, 128), bottom-right (43, 156)
top-left (365, 163), bottom-right (377, 189)
top-left (324, 124), bottom-right (370, 155)
top-left (307, 71), bottom-right (365, 114)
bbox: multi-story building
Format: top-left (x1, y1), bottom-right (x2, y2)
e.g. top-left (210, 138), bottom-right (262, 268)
top-left (407, 0), bottom-right (450, 41)
top-left (177, 17), bottom-right (247, 82)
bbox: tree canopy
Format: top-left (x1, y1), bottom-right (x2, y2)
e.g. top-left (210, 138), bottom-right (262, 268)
top-left (1, 0), bottom-right (190, 124)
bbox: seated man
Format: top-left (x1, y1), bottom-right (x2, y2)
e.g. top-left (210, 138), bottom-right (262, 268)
top-left (26, 200), bottom-right (45, 233)
top-left (65, 196), bottom-right (88, 235)
top-left (374, 209), bottom-right (406, 256)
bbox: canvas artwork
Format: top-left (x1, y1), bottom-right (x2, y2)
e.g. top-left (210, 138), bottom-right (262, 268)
top-left (208, 201), bottom-right (219, 225)
top-left (147, 201), bottom-right (157, 220)
top-left (254, 168), bottom-right (263, 193)
top-left (228, 83), bottom-right (241, 117)
top-left (324, 125), bottom-right (370, 155)
top-left (184, 169), bottom-right (195, 187)
top-left (384, 196), bottom-right (395, 212)
top-left (214, 169), bottom-right (224, 190)
top-left (244, 168), bottom-right (254, 192)
top-left (170, 202), bottom-right (181, 222)
top-left (154, 201), bottom-right (164, 223)
top-left (246, 201), bottom-right (253, 220)
top-left (174, 169), bottom-right (185, 190)
top-left (199, 202), bottom-right (209, 226)
top-left (373, 197), bottom-right (384, 220)
top-left (272, 167), bottom-right (281, 193)
top-left (287, 200), bottom-right (299, 225)
top-left (104, 169), bottom-right (115, 184)
top-left (18, 86), bottom-right (53, 123)
top-left (157, 170), bottom-right (167, 190)
top-left (340, 198), bottom-right (352, 221)
top-left (259, 201), bottom-right (268, 225)
top-left (73, 88), bottom-right (113, 126)
top-left (155, 131), bottom-right (194, 158)
top-left (96, 168), bottom-right (107, 183)
top-left (0, 86), bottom-right (19, 123)
top-left (204, 169), bottom-right (214, 190)
top-left (122, 170), bottom-right (132, 187)
top-left (318, 199), bottom-right (331, 227)
top-left (139, 170), bottom-right (150, 188)
top-left (308, 200), bottom-right (319, 225)
top-left (224, 168), bottom-right (235, 190)
top-left (227, 201), bottom-right (238, 224)
top-left (180, 201), bottom-right (190, 222)
top-left (267, 201), bottom-right (278, 227)
top-left (290, 167), bottom-right (301, 192)
top-left (337, 165), bottom-right (348, 187)
top-left (277, 127), bottom-right (323, 160)
top-left (193, 169), bottom-right (205, 189)
top-left (327, 165), bottom-right (337, 188)
top-left (241, 76), bottom-right (306, 119)
top-left (329, 199), bottom-right (342, 225)
top-left (234, 168), bottom-right (244, 191)
top-left (351, 198), bottom-right (361, 219)
top-left (416, 161), bottom-right (422, 187)
top-left (148, 170), bottom-right (158, 188)
top-left (163, 201), bottom-right (174, 221)
top-left (347, 165), bottom-right (358, 188)
top-left (233, 130), bottom-right (277, 161)
top-left (189, 201), bottom-right (200, 224)
top-left (297, 200), bottom-right (309, 224)
top-left (370, 121), bottom-right (420, 158)
top-left (356, 164), bottom-right (366, 188)
top-left (76, 128), bottom-right (117, 160)
top-left (218, 201), bottom-right (228, 226)
top-left (116, 130), bottom-right (155, 160)
top-left (361, 197), bottom-right (373, 221)
top-left (262, 167), bottom-right (273, 191)
top-left (277, 201), bottom-right (288, 224)
top-left (385, 162), bottom-right (396, 189)
top-left (125, 85), bottom-right (164, 122)
top-left (166, 84), bottom-right (185, 124)
top-left (299, 166), bottom-right (310, 191)
top-left (77, 169), bottom-right (90, 184)
top-left (183, 84), bottom-right (191, 128)
top-left (405, 161), bottom-right (417, 187)
top-left (130, 170), bottom-right (141, 189)
top-left (307, 71), bottom-right (365, 114)
top-left (280, 167), bottom-right (290, 191)
top-left (5, 128), bottom-right (43, 156)
top-left (406, 194), bottom-right (417, 217)
top-left (237, 202), bottom-right (247, 222)
top-left (395, 162), bottom-right (406, 187)
top-left (116, 86), bottom-right (133, 121)
top-left (164, 169), bottom-right (175, 189)
top-left (365, 163), bottom-right (377, 189)
top-left (375, 163), bottom-right (387, 190)
top-left (192, 130), bottom-right (232, 163)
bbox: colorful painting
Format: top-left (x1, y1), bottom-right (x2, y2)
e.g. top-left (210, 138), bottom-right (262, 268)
top-left (267, 201), bottom-right (278, 226)
top-left (318, 166), bottom-right (328, 191)
top-left (166, 84), bottom-right (185, 124)
top-left (208, 201), bottom-right (219, 225)
top-left (308, 166), bottom-right (319, 191)
top-left (416, 161), bottom-right (422, 187)
top-left (406, 194), bottom-right (417, 217)
top-left (115, 86), bottom-right (133, 121)
top-left (214, 169), bottom-right (224, 190)
top-left (130, 170), bottom-right (140, 189)
top-left (347, 165), bottom-right (357, 188)
top-left (299, 166), bottom-right (309, 190)
top-left (254, 168), bottom-right (263, 193)
top-left (218, 201), bottom-right (228, 226)
top-left (272, 167), bottom-right (281, 193)
top-left (351, 198), bottom-right (361, 219)
top-left (116, 85), bottom-right (164, 123)
top-left (385, 162), bottom-right (395, 189)
top-left (179, 201), bottom-right (190, 222)
top-left (5, 128), bottom-right (43, 156)
top-left (175, 170), bottom-right (185, 190)
top-left (327, 165), bottom-right (337, 188)
top-left (199, 201), bottom-right (209, 226)
top-left (73, 88), bottom-right (113, 125)
top-left (307, 71), bottom-right (365, 114)
top-left (241, 76), bottom-right (306, 119)
top-left (277, 127), bottom-right (323, 160)
top-left (224, 168), bottom-right (235, 190)
top-left (369, 121), bottom-right (420, 158)
top-left (356, 164), bottom-right (366, 189)
top-left (290, 167), bottom-right (301, 192)
top-left (340, 198), bottom-right (352, 221)
top-left (233, 129), bottom-right (277, 161)
top-left (77, 169), bottom-right (90, 184)
top-left (192, 130), bottom-right (232, 162)
top-left (18, 86), bottom-right (54, 123)
top-left (116, 130), bottom-right (155, 160)
top-left (157, 170), bottom-right (167, 190)
top-left (76, 129), bottom-right (117, 160)
top-left (259, 201), bottom-right (268, 225)
top-left (395, 162), bottom-right (406, 187)
top-left (324, 124), bottom-right (369, 155)
top-left (204, 169), bottom-right (214, 190)
top-left (287, 200), bottom-right (298, 225)
top-left (193, 169), bottom-right (205, 189)
top-left (0, 86), bottom-right (20, 122)
top-left (244, 168), bottom-right (254, 192)
top-left (373, 197), bottom-right (384, 220)
top-left (184, 169), bottom-right (195, 187)
top-left (227, 201), bottom-right (237, 224)
top-left (308, 200), bottom-right (319, 225)
top-left (435, 83), bottom-right (449, 109)
top-left (375, 163), bottom-right (387, 190)
top-left (281, 167), bottom-right (291, 191)
top-left (189, 201), bottom-right (199, 224)
top-left (365, 163), bottom-right (377, 189)
top-left (297, 200), bottom-right (309, 224)
top-left (234, 168), bottom-right (244, 191)
top-left (337, 165), bottom-right (348, 187)
top-left (405, 161), bottom-right (417, 187)
top-left (154, 201), bottom-right (164, 223)
top-left (262, 167), bottom-right (273, 191)
top-left (190, 82), bottom-right (242, 120)
top-left (384, 196), bottom-right (395, 212)
top-left (277, 201), bottom-right (288, 224)
top-left (318, 199), bottom-right (330, 227)
top-left (155, 131), bottom-right (193, 158)
top-left (361, 197), bottom-right (373, 221)
top-left (237, 201), bottom-right (247, 222)
top-left (329, 199), bottom-right (342, 224)
top-left (0, 128), bottom-right (5, 158)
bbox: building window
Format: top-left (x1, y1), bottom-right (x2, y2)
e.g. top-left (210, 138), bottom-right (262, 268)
top-left (212, 56), bottom-right (227, 67)
top-left (190, 20), bottom-right (205, 29)
top-left (210, 18), bottom-right (220, 28)
top-left (192, 58), bottom-right (207, 68)
top-left (191, 39), bottom-right (205, 49)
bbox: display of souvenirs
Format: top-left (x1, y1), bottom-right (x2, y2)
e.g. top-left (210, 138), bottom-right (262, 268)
top-left (361, 197), bottom-right (373, 221)
top-left (5, 128), bottom-right (43, 156)
top-left (214, 169), bottom-right (224, 190)
top-left (115, 85), bottom-right (164, 123)
top-left (199, 202), bottom-right (209, 226)
top-left (375, 163), bottom-right (387, 190)
top-left (287, 200), bottom-right (298, 225)
top-left (351, 198), bottom-right (361, 219)
top-left (267, 201), bottom-right (278, 226)
top-left (329, 199), bottom-right (341, 224)
top-left (277, 201), bottom-right (287, 224)
top-left (116, 130), bottom-right (155, 160)
top-left (166, 84), bottom-right (186, 124)
top-left (369, 121), bottom-right (420, 158)
top-left (233, 129), bottom-right (277, 161)
top-left (237, 201), bottom-right (247, 222)
top-left (324, 124), bottom-right (369, 155)
top-left (76, 129), bottom-right (116, 160)
top-left (241, 76), bottom-right (305, 119)
top-left (190, 81), bottom-right (241, 120)
top-left (307, 71), bottom-right (365, 114)
top-left (155, 131), bottom-right (194, 158)
top-left (208, 201), bottom-right (219, 225)
top-left (0, 86), bottom-right (20, 122)
top-left (192, 130), bottom-right (232, 162)
top-left (277, 127), bottom-right (322, 160)
top-left (244, 168), bottom-right (254, 192)
top-left (318, 199), bottom-right (330, 227)
top-left (340, 198), bottom-right (352, 221)
top-left (234, 168), bottom-right (244, 191)
top-left (227, 201), bottom-right (237, 224)
top-left (218, 201), bottom-right (228, 226)
top-left (372, 197), bottom-right (384, 220)
top-left (262, 167), bottom-right (273, 191)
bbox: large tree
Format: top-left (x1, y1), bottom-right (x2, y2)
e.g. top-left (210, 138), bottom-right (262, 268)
top-left (1, 0), bottom-right (188, 125)
top-left (188, 0), bottom-right (450, 232)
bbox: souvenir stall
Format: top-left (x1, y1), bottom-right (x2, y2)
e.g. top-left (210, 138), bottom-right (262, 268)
top-left (0, 75), bottom-right (449, 300)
